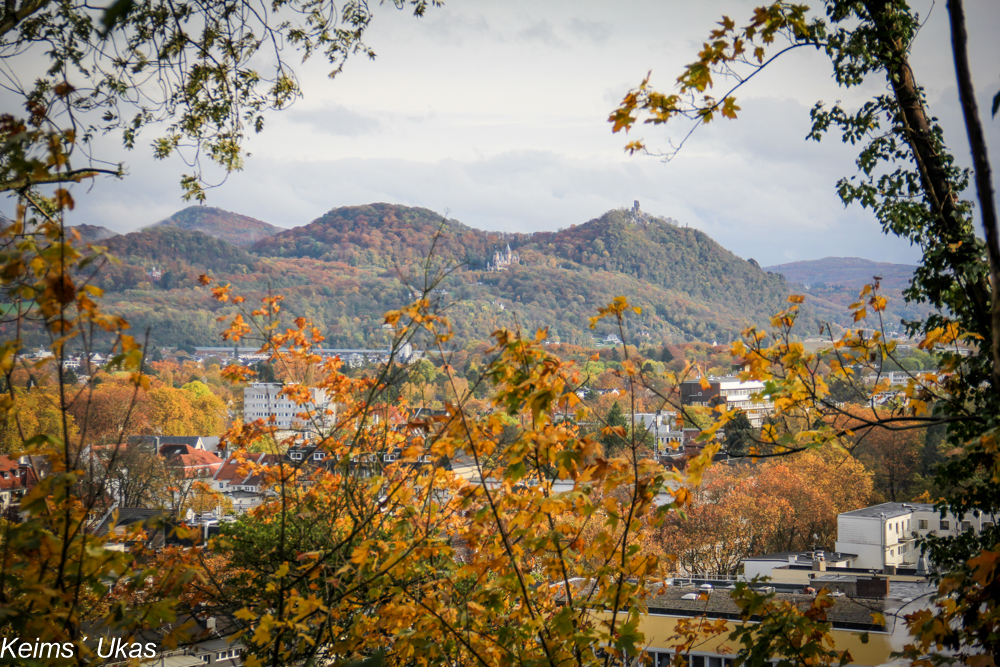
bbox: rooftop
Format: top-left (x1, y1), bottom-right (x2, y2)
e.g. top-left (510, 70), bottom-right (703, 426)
top-left (644, 586), bottom-right (883, 630)
top-left (840, 502), bottom-right (934, 519)
top-left (744, 550), bottom-right (858, 562)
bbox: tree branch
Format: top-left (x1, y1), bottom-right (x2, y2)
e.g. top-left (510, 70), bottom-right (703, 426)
top-left (0, 0), bottom-right (51, 37)
top-left (1, 167), bottom-right (123, 193)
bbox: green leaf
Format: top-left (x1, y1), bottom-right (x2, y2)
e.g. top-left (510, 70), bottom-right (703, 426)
top-left (100, 0), bottom-right (135, 37)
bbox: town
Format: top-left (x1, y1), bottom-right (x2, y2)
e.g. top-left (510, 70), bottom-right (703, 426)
top-left (0, 326), bottom-right (983, 665)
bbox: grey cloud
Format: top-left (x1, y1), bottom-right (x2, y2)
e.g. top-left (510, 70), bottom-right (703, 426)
top-left (516, 20), bottom-right (565, 48)
top-left (407, 7), bottom-right (492, 46)
top-left (567, 18), bottom-right (611, 45)
top-left (289, 106), bottom-right (382, 137)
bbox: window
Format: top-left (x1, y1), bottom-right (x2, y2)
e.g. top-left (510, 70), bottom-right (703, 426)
top-left (199, 656), bottom-right (210, 664)
top-left (940, 520), bottom-right (951, 530)
top-left (962, 521), bottom-right (973, 531)
top-left (313, 452), bottom-right (326, 461)
top-left (899, 544), bottom-right (907, 554)
top-left (218, 649), bottom-right (240, 660)
top-left (691, 657), bottom-right (705, 667)
top-left (889, 549), bottom-right (894, 556)
top-left (290, 452), bottom-right (302, 461)
top-left (384, 454), bottom-right (396, 462)
top-left (919, 519), bottom-right (928, 530)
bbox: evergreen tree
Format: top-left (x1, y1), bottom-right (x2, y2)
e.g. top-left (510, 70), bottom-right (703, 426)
top-left (723, 411), bottom-right (754, 457)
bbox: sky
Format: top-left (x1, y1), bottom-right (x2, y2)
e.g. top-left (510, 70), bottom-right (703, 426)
top-left (12, 0), bottom-right (1000, 266)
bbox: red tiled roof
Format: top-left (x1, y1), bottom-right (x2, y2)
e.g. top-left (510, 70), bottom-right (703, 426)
top-left (0, 455), bottom-right (37, 492)
top-left (213, 452), bottom-right (275, 486)
top-left (160, 444), bottom-right (223, 477)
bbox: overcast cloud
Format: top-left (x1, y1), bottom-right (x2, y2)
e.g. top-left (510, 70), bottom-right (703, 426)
top-left (13, 0), bottom-right (1000, 266)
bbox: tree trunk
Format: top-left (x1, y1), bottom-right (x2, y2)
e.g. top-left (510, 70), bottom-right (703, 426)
top-left (862, 0), bottom-right (994, 345)
top-left (947, 0), bottom-right (1000, 393)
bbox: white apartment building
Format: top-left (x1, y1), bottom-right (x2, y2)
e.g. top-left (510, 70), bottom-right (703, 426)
top-left (680, 378), bottom-right (774, 427)
top-left (835, 501), bottom-right (996, 571)
top-left (243, 383), bottom-right (331, 430)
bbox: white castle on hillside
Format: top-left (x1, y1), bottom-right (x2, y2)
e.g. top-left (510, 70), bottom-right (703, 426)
top-left (486, 244), bottom-right (519, 272)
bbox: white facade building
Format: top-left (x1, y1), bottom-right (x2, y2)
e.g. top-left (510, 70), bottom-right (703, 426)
top-left (243, 383), bottom-right (331, 430)
top-left (681, 378), bottom-right (774, 428)
top-left (633, 412), bottom-right (683, 455)
top-left (835, 502), bottom-right (996, 571)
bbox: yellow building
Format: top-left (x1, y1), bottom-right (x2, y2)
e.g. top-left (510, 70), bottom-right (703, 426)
top-left (629, 581), bottom-right (930, 667)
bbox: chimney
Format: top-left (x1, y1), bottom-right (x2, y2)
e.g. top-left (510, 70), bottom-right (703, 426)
top-left (205, 617), bottom-right (216, 633)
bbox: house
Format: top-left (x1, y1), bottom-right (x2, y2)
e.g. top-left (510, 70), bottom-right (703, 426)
top-left (159, 444), bottom-right (224, 480)
top-left (835, 501), bottom-right (994, 572)
top-left (680, 377), bottom-right (774, 428)
top-left (633, 412), bottom-right (683, 455)
top-left (0, 455), bottom-right (38, 510)
top-left (213, 453), bottom-right (280, 493)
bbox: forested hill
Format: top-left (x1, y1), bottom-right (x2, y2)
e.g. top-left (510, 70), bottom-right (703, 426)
top-left (78, 202), bottom-right (843, 349)
top-left (252, 204), bottom-right (791, 332)
top-left (96, 227), bottom-right (263, 291)
top-left (523, 209), bottom-right (788, 325)
top-left (251, 202), bottom-right (524, 267)
top-left (151, 206), bottom-right (283, 246)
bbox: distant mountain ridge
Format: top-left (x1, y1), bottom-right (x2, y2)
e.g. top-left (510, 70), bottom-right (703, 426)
top-left (765, 256), bottom-right (931, 329)
top-left (150, 206), bottom-right (282, 247)
top-left (765, 257), bottom-right (916, 291)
